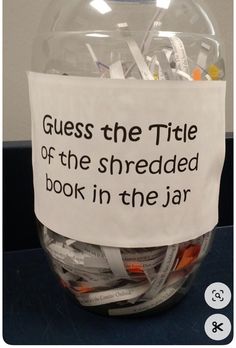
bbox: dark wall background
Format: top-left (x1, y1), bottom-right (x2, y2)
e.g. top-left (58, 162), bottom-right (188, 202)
top-left (3, 139), bottom-right (233, 251)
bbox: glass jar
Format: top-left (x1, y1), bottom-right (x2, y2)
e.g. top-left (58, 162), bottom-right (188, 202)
top-left (32, 0), bottom-right (225, 316)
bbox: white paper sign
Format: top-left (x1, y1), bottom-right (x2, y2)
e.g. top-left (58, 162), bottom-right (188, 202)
top-left (28, 72), bottom-right (226, 247)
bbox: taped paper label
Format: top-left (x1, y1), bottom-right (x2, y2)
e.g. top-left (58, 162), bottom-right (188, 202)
top-left (28, 72), bottom-right (226, 247)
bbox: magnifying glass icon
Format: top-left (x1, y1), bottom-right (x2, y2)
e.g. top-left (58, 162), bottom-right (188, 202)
top-left (215, 293), bottom-right (222, 299)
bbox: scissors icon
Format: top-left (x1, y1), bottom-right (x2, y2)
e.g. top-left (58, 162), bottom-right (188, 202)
top-left (212, 321), bottom-right (224, 333)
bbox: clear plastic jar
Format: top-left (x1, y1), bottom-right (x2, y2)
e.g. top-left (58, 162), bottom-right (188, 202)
top-left (33, 0), bottom-right (225, 316)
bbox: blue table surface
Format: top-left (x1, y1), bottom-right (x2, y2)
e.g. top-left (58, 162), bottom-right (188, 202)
top-left (3, 226), bottom-right (233, 345)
